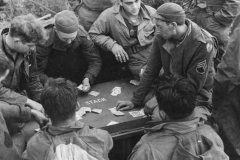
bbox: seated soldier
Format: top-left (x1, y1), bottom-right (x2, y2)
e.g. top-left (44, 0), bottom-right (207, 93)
top-left (36, 10), bottom-right (102, 92)
top-left (27, 78), bottom-right (113, 160)
top-left (89, 0), bottom-right (156, 80)
top-left (0, 56), bottom-right (47, 160)
top-left (128, 76), bottom-right (228, 160)
top-left (0, 14), bottom-right (48, 151)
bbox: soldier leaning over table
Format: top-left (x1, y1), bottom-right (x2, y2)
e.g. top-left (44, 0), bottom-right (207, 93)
top-left (36, 10), bottom-right (102, 92)
top-left (0, 46), bottom-right (47, 160)
top-left (89, 0), bottom-right (156, 80)
top-left (0, 14), bottom-right (49, 157)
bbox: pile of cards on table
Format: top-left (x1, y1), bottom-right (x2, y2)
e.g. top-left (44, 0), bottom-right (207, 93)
top-left (109, 107), bottom-right (124, 116)
top-left (76, 107), bottom-right (91, 120)
top-left (88, 91), bottom-right (100, 97)
top-left (129, 109), bottom-right (145, 117)
top-left (111, 87), bottom-right (121, 96)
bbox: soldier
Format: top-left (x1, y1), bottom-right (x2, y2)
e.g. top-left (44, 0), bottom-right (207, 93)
top-left (89, 0), bottom-right (156, 80)
top-left (36, 10), bottom-right (102, 92)
top-left (116, 3), bottom-right (217, 117)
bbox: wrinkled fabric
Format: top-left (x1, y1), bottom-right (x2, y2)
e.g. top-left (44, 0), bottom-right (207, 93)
top-left (212, 13), bottom-right (240, 159)
top-left (128, 116), bottom-right (228, 160)
top-left (89, 3), bottom-right (156, 79)
top-left (27, 121), bottom-right (113, 160)
top-left (36, 26), bottom-right (102, 85)
top-left (0, 112), bottom-right (23, 160)
top-left (131, 20), bottom-right (217, 106)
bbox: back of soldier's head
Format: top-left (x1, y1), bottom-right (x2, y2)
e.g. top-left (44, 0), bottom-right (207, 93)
top-left (41, 78), bottom-right (78, 122)
top-left (154, 76), bottom-right (196, 120)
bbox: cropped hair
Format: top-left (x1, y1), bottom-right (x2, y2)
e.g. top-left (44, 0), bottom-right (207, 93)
top-left (154, 76), bottom-right (196, 120)
top-left (41, 78), bottom-right (78, 121)
top-left (0, 55), bottom-right (10, 76)
top-left (9, 14), bottom-right (47, 44)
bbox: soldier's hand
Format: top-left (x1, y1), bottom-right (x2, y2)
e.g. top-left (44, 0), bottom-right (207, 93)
top-left (144, 97), bottom-right (158, 115)
top-left (82, 78), bottom-right (91, 92)
top-left (111, 44), bottom-right (129, 63)
top-left (116, 101), bottom-right (135, 111)
top-left (31, 110), bottom-right (49, 128)
top-left (26, 99), bottom-right (44, 113)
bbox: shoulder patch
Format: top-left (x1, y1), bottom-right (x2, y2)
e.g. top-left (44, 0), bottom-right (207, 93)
top-left (4, 131), bottom-right (13, 148)
top-left (196, 59), bottom-right (207, 74)
top-left (206, 43), bottom-right (213, 53)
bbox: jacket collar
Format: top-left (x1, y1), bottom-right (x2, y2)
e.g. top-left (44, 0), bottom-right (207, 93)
top-left (46, 120), bottom-right (86, 136)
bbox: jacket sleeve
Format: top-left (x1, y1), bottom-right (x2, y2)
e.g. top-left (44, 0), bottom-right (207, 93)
top-left (88, 11), bottom-right (117, 51)
top-left (24, 51), bottom-right (43, 102)
top-left (214, 0), bottom-right (240, 26)
top-left (187, 41), bottom-right (216, 92)
top-left (131, 35), bottom-right (162, 106)
top-left (80, 36), bottom-right (102, 84)
top-left (36, 44), bottom-right (51, 84)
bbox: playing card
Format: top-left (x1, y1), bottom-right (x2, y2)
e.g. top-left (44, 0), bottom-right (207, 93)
top-left (92, 109), bottom-right (102, 114)
top-left (77, 84), bottom-right (83, 90)
top-left (112, 87), bottom-right (121, 91)
top-left (107, 121), bottom-right (119, 126)
top-left (130, 79), bottom-right (139, 86)
top-left (76, 110), bottom-right (86, 117)
top-left (88, 91), bottom-right (100, 97)
top-left (80, 107), bottom-right (91, 112)
top-left (110, 90), bottom-right (119, 96)
top-left (76, 113), bottom-right (83, 120)
top-left (109, 107), bottom-right (124, 116)
top-left (35, 128), bottom-right (40, 132)
top-left (129, 109), bottom-right (145, 117)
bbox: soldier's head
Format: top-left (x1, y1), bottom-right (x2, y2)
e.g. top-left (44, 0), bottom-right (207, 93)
top-left (154, 76), bottom-right (196, 120)
top-left (54, 10), bottom-right (79, 45)
top-left (7, 14), bottom-right (47, 54)
top-left (41, 78), bottom-right (79, 124)
top-left (152, 3), bottom-right (186, 40)
top-left (0, 56), bottom-right (10, 82)
top-left (120, 0), bottom-right (141, 17)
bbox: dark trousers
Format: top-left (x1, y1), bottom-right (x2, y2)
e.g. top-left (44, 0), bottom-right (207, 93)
top-left (212, 80), bottom-right (240, 159)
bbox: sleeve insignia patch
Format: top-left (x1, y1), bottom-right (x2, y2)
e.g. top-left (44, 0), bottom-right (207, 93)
top-left (206, 43), bottom-right (213, 53)
top-left (196, 59), bottom-right (207, 74)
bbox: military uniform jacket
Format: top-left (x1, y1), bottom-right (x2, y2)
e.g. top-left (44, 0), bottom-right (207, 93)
top-left (0, 28), bottom-right (43, 122)
top-left (36, 26), bottom-right (102, 85)
top-left (131, 20), bottom-right (217, 106)
top-left (27, 121), bottom-right (113, 160)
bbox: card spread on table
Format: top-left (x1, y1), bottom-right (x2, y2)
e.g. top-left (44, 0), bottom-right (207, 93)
top-left (110, 87), bottom-right (121, 96)
top-left (92, 109), bottom-right (102, 114)
top-left (88, 91), bottom-right (100, 97)
top-left (80, 107), bottom-right (91, 112)
top-left (109, 107), bottom-right (124, 116)
top-left (130, 79), bottom-right (139, 86)
top-left (107, 121), bottom-right (119, 126)
top-left (129, 109), bottom-right (145, 117)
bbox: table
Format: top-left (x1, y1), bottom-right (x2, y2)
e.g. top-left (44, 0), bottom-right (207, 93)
top-left (77, 79), bottom-right (152, 160)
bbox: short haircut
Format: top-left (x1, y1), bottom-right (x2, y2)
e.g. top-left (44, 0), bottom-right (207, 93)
top-left (0, 55), bottom-right (10, 76)
top-left (41, 78), bottom-right (78, 121)
top-left (154, 76), bottom-right (196, 120)
top-left (9, 14), bottom-right (47, 44)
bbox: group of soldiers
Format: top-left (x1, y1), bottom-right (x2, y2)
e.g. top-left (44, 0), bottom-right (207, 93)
top-left (0, 0), bottom-right (240, 159)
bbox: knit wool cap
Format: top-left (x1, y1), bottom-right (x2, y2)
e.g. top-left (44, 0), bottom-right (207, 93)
top-left (152, 3), bottom-right (186, 25)
top-left (54, 10), bottom-right (79, 34)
